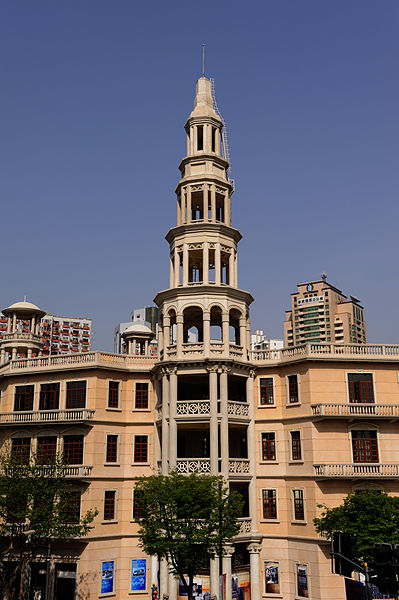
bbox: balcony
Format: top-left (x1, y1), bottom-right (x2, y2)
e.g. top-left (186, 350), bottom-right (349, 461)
top-left (312, 403), bottom-right (399, 420)
top-left (229, 459), bottom-right (250, 476)
top-left (1, 332), bottom-right (42, 344)
top-left (314, 463), bottom-right (399, 478)
top-left (237, 517), bottom-right (252, 535)
top-left (176, 400), bottom-right (211, 417)
top-left (0, 409), bottom-right (95, 425)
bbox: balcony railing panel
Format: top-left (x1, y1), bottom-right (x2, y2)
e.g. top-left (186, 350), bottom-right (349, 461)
top-left (312, 403), bottom-right (399, 418)
top-left (0, 409), bottom-right (95, 425)
top-left (252, 343), bottom-right (399, 364)
top-left (314, 463), bottom-right (399, 477)
top-left (229, 459), bottom-right (250, 475)
top-left (176, 459), bottom-right (211, 474)
top-left (238, 518), bottom-right (252, 534)
top-left (176, 401), bottom-right (211, 416)
top-left (227, 401), bottom-right (249, 418)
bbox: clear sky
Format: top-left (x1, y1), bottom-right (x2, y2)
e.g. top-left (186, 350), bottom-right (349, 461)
top-left (1, 0), bottom-right (398, 350)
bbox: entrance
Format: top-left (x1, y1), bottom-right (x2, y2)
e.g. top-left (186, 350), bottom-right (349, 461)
top-left (55, 563), bottom-right (77, 600)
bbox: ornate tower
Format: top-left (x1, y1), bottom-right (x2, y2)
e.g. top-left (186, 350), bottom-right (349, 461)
top-left (0, 300), bottom-right (45, 363)
top-left (154, 77), bottom-right (261, 600)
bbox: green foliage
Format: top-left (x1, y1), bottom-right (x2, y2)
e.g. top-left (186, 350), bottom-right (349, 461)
top-left (134, 471), bottom-right (242, 600)
top-left (313, 490), bottom-right (399, 560)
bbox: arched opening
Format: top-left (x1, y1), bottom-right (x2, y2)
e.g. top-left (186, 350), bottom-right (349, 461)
top-left (229, 309), bottom-right (241, 345)
top-left (183, 306), bottom-right (203, 343)
top-left (168, 309), bottom-right (177, 345)
top-left (208, 248), bottom-right (215, 283)
top-left (189, 250), bottom-right (203, 283)
top-left (210, 306), bottom-right (223, 341)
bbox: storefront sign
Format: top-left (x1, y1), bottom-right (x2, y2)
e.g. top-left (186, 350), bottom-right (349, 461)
top-left (101, 561), bottom-right (115, 594)
top-left (131, 559), bottom-right (147, 592)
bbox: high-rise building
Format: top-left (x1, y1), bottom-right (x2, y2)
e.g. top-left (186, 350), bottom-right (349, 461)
top-left (0, 309), bottom-right (92, 355)
top-left (284, 278), bottom-right (367, 346)
top-left (0, 76), bottom-right (398, 600)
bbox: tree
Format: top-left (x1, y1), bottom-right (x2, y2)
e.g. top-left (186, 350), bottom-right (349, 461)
top-left (313, 489), bottom-right (399, 561)
top-left (0, 446), bottom-right (98, 600)
top-left (134, 471), bottom-right (243, 600)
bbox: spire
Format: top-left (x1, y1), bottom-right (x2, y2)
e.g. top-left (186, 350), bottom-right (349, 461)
top-left (188, 76), bottom-right (220, 120)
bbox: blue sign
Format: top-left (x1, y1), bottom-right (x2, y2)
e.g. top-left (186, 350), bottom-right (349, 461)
top-left (101, 561), bottom-right (114, 594)
top-left (131, 559), bottom-right (146, 591)
top-left (306, 284), bottom-right (314, 291)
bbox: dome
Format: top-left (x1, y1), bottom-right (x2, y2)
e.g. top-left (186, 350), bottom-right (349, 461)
top-left (122, 322), bottom-right (154, 337)
top-left (2, 300), bottom-right (46, 317)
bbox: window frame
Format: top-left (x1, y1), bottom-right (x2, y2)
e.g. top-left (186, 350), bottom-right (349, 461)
top-left (134, 381), bottom-right (150, 411)
top-left (291, 488), bottom-right (306, 522)
top-left (261, 488), bottom-right (278, 521)
top-left (65, 379), bottom-right (88, 410)
top-left (103, 489), bottom-right (118, 523)
top-left (350, 427), bottom-right (379, 463)
top-left (105, 433), bottom-right (120, 465)
top-left (63, 433), bottom-right (84, 465)
top-left (259, 376), bottom-right (275, 407)
top-left (14, 384), bottom-right (35, 412)
top-left (346, 372), bottom-right (376, 404)
top-left (107, 380), bottom-right (121, 410)
top-left (133, 434), bottom-right (149, 464)
top-left (39, 382), bottom-right (60, 411)
top-left (289, 430), bottom-right (303, 462)
top-left (264, 561), bottom-right (281, 595)
top-left (261, 431), bottom-right (277, 462)
top-left (296, 563), bottom-right (310, 598)
top-left (286, 374), bottom-right (300, 405)
top-left (36, 433), bottom-right (59, 464)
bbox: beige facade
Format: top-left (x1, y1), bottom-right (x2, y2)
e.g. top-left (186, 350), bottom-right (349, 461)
top-left (284, 280), bottom-right (367, 347)
top-left (0, 77), bottom-right (398, 600)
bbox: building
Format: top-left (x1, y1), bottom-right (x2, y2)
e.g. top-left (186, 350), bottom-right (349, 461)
top-left (114, 306), bottom-right (158, 354)
top-left (0, 75), bottom-right (398, 600)
top-left (283, 278), bottom-right (367, 347)
top-left (250, 330), bottom-right (284, 351)
top-left (0, 309), bottom-right (92, 356)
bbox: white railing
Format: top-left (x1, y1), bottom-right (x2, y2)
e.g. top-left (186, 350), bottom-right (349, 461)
top-left (0, 409), bottom-right (95, 424)
top-left (312, 404), bottom-right (399, 418)
top-left (2, 351), bottom-right (157, 372)
top-left (229, 459), bottom-right (250, 475)
top-left (176, 401), bottom-right (211, 416)
top-left (252, 343), bottom-right (399, 363)
top-left (176, 459), bottom-right (211, 474)
top-left (64, 465), bottom-right (93, 477)
top-left (238, 518), bottom-right (252, 534)
top-left (227, 401), bottom-right (249, 418)
top-left (2, 332), bottom-right (42, 342)
top-left (314, 463), bottom-right (399, 477)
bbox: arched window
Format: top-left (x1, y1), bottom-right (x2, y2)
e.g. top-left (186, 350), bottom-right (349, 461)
top-left (183, 306), bottom-right (203, 343)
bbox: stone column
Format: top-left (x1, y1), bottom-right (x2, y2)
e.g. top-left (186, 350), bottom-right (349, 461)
top-left (225, 194), bottom-right (231, 226)
top-left (187, 187), bottom-right (192, 224)
top-left (31, 316), bottom-right (36, 333)
top-left (176, 315), bottom-right (184, 359)
top-left (222, 313), bottom-right (230, 356)
top-left (193, 126), bottom-right (198, 154)
top-left (145, 339), bottom-right (149, 355)
top-left (183, 245), bottom-right (189, 286)
top-left (12, 313), bottom-right (16, 330)
top-left (0, 349), bottom-right (5, 364)
top-left (203, 183), bottom-right (208, 221)
top-left (203, 123), bottom-right (209, 152)
top-left (158, 320), bottom-right (164, 357)
top-left (27, 349), bottom-right (32, 358)
top-left (154, 377), bottom-right (162, 469)
top-left (216, 127), bottom-right (221, 155)
top-left (211, 184), bottom-right (216, 222)
top-left (203, 242), bottom-right (209, 284)
top-left (248, 543), bottom-right (262, 600)
top-left (170, 253), bottom-right (175, 288)
top-left (7, 317), bottom-right (11, 333)
top-left (228, 252), bottom-right (234, 287)
top-left (210, 557), bottom-right (219, 599)
top-left (181, 189), bottom-right (186, 224)
top-left (220, 368), bottom-right (229, 478)
top-left (12, 348), bottom-right (17, 360)
top-left (234, 252), bottom-right (238, 288)
top-left (239, 317), bottom-right (247, 352)
top-left (169, 570), bottom-right (177, 600)
top-left (163, 316), bottom-right (170, 357)
top-left (246, 373), bottom-right (257, 530)
top-left (169, 368), bottom-right (178, 469)
top-left (203, 310), bottom-right (210, 358)
top-left (215, 243), bottom-right (221, 285)
top-left (174, 247), bottom-right (180, 287)
top-left (160, 558), bottom-right (169, 598)
top-left (190, 125), bottom-right (194, 154)
top-left (209, 367), bottom-right (218, 474)
top-left (161, 370), bottom-right (170, 474)
top-left (222, 544), bottom-right (235, 600)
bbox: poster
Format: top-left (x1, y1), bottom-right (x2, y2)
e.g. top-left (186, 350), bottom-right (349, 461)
top-left (178, 576), bottom-right (210, 600)
top-left (101, 561), bottom-right (114, 594)
top-left (297, 565), bottom-right (308, 598)
top-left (265, 563), bottom-right (280, 594)
top-left (131, 559), bottom-right (147, 592)
top-left (232, 571), bottom-right (250, 600)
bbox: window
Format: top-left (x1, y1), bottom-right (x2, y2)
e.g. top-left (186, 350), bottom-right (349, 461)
top-left (133, 490), bottom-right (144, 520)
top-left (348, 373), bottom-right (374, 403)
top-left (108, 381), bottom-right (119, 409)
top-left (106, 435), bottom-right (118, 463)
top-left (39, 383), bottom-right (60, 411)
top-left (297, 564), bottom-right (309, 598)
top-left (352, 430), bottom-right (378, 463)
top-left (63, 491), bottom-right (81, 523)
top-left (66, 381), bottom-right (86, 409)
top-left (11, 437), bottom-right (31, 463)
top-left (262, 489), bottom-right (277, 519)
top-left (260, 378), bottom-right (274, 405)
top-left (290, 431), bottom-right (302, 461)
top-left (265, 562), bottom-right (280, 594)
top-left (293, 489), bottom-right (305, 520)
top-left (134, 436), bottom-right (148, 463)
top-left (37, 436), bottom-right (57, 463)
top-left (287, 375), bottom-right (299, 403)
top-left (261, 433), bottom-right (276, 461)
top-left (14, 385), bottom-right (34, 411)
top-left (103, 490), bottom-right (116, 521)
top-left (63, 435), bottom-right (84, 464)
top-left (135, 383), bottom-right (149, 409)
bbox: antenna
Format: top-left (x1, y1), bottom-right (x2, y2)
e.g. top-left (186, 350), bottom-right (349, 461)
top-left (202, 44), bottom-right (205, 77)
top-left (321, 271), bottom-right (327, 282)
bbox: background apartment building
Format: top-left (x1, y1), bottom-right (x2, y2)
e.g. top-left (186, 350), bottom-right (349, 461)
top-left (284, 279), bottom-right (367, 346)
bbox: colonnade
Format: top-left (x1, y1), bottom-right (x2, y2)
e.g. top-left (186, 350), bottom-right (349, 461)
top-left (186, 122), bottom-right (221, 157)
top-left (169, 241), bottom-right (237, 288)
top-left (177, 183), bottom-right (231, 227)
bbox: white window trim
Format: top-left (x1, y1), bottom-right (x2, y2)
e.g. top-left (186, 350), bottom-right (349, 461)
top-left (263, 560), bottom-right (282, 597)
top-left (258, 376), bottom-right (276, 408)
top-left (132, 434), bottom-right (150, 466)
top-left (285, 374), bottom-right (300, 406)
top-left (260, 431), bottom-right (278, 463)
top-left (345, 370), bottom-right (376, 404)
top-left (102, 488), bottom-right (118, 524)
top-left (104, 432), bottom-right (120, 466)
top-left (291, 487), bottom-right (306, 523)
top-left (134, 381), bottom-right (151, 412)
top-left (64, 378), bottom-right (89, 410)
top-left (260, 488), bottom-right (279, 522)
top-left (288, 428), bottom-right (303, 463)
top-left (106, 379), bottom-right (122, 411)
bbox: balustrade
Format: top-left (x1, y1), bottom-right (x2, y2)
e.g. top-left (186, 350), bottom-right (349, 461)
top-left (228, 459), bottom-right (250, 474)
top-left (0, 409), bottom-right (95, 425)
top-left (314, 463), bottom-right (399, 477)
top-left (176, 459), bottom-right (211, 474)
top-left (176, 401), bottom-right (211, 416)
top-left (312, 403), bottom-right (399, 418)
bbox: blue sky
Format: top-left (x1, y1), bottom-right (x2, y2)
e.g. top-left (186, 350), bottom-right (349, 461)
top-left (1, 0), bottom-right (398, 350)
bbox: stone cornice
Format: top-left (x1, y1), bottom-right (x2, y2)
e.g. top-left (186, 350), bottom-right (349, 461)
top-left (153, 284), bottom-right (254, 307)
top-left (165, 222), bottom-right (242, 244)
top-left (177, 153), bottom-right (230, 177)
